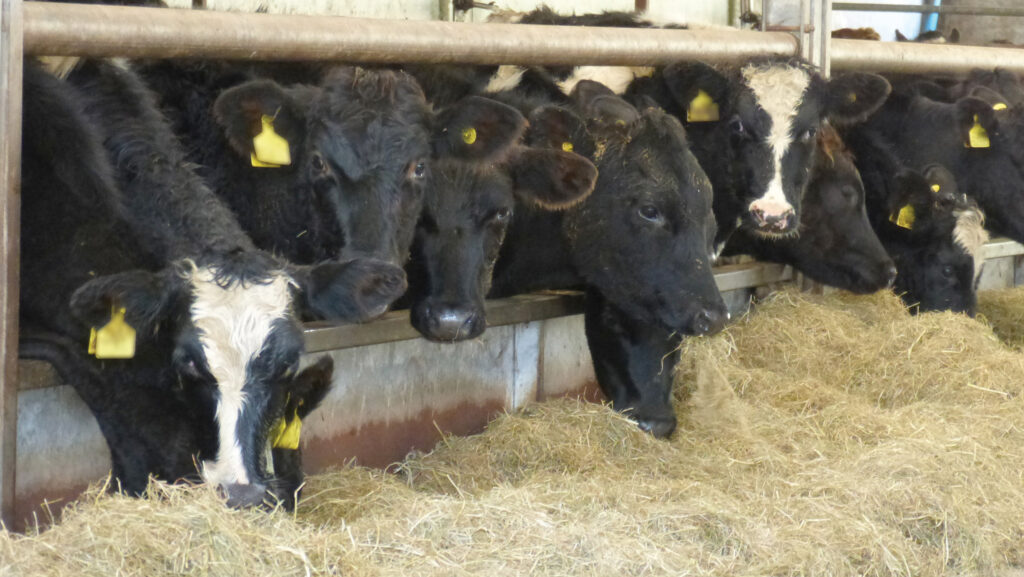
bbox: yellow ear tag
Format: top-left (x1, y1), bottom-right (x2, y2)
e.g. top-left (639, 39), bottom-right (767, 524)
top-left (251, 114), bottom-right (292, 167)
top-left (890, 204), bottom-right (916, 230)
top-left (562, 141), bottom-right (574, 152)
top-left (461, 126), bottom-right (477, 145)
top-left (90, 306), bottom-right (136, 359)
top-left (847, 92), bottom-right (858, 103)
top-left (931, 183), bottom-right (941, 193)
top-left (993, 102), bottom-right (1008, 111)
top-left (967, 115), bottom-right (990, 149)
top-left (686, 89), bottom-right (720, 123)
top-left (271, 411), bottom-right (303, 450)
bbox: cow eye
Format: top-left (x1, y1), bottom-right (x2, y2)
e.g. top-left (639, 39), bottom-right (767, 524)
top-left (311, 153), bottom-right (327, 174)
top-left (942, 265), bottom-right (955, 278)
top-left (409, 160), bottom-right (427, 180)
top-left (729, 117), bottom-right (745, 135)
top-left (490, 207), bottom-right (511, 222)
top-left (638, 205), bottom-right (663, 223)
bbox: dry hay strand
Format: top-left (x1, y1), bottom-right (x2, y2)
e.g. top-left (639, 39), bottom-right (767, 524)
top-left (4, 287), bottom-right (1024, 576)
top-left (978, 286), bottom-right (1024, 348)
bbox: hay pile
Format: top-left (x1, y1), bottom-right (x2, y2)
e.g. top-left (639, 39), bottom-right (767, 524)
top-left (979, 287), bottom-right (1024, 348)
top-left (4, 288), bottom-right (1024, 577)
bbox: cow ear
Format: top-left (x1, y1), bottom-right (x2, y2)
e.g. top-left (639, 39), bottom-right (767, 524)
top-left (287, 355), bottom-right (334, 419)
top-left (433, 96), bottom-right (526, 161)
top-left (994, 68), bottom-right (1024, 106)
top-left (895, 29), bottom-right (910, 42)
top-left (890, 169), bottom-right (933, 217)
top-left (70, 268), bottom-right (184, 335)
top-left (507, 148), bottom-right (597, 210)
top-left (948, 28), bottom-right (961, 43)
top-left (213, 79), bottom-right (307, 163)
top-left (290, 259), bottom-right (407, 323)
top-left (570, 80), bottom-right (640, 126)
top-left (910, 80), bottom-right (952, 103)
top-left (659, 61), bottom-right (730, 120)
top-left (826, 73), bottom-right (891, 125)
top-left (955, 96), bottom-right (998, 146)
top-left (969, 86), bottom-right (1008, 109)
top-left (525, 105), bottom-right (596, 159)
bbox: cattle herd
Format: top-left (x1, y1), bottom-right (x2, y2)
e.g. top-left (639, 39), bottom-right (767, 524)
top-left (18, 1), bottom-right (1024, 510)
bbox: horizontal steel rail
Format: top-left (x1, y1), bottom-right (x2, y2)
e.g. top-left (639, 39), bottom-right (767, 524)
top-left (22, 3), bottom-right (1024, 76)
top-left (834, 3), bottom-right (1024, 17)
top-left (22, 2), bottom-right (797, 65)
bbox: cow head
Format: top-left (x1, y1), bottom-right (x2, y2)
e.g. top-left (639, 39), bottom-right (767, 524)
top-left (213, 67), bottom-right (432, 268)
top-left (70, 251), bottom-right (403, 507)
top-left (655, 61), bottom-right (890, 238)
top-left (559, 81), bottom-right (727, 336)
top-left (726, 123), bottom-right (896, 293)
top-left (409, 97), bottom-right (597, 342)
top-left (881, 166), bottom-right (987, 316)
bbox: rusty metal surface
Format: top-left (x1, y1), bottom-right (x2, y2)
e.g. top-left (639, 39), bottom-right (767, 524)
top-left (0, 0), bottom-right (23, 529)
top-left (23, 2), bottom-right (798, 64)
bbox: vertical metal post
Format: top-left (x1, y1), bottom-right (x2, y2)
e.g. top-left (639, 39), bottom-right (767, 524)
top-left (800, 0), bottom-right (811, 60)
top-left (820, 0), bottom-right (832, 76)
top-left (0, 0), bottom-right (22, 529)
top-left (761, 0), bottom-right (768, 31)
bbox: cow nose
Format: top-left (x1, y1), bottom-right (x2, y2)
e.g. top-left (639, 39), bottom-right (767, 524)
top-left (222, 483), bottom-right (268, 509)
top-left (693, 307), bottom-right (729, 336)
top-left (885, 264), bottom-right (898, 288)
top-left (635, 414), bottom-right (678, 439)
top-left (423, 304), bottom-right (482, 342)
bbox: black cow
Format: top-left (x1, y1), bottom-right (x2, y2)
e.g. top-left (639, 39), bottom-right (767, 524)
top-left (130, 61), bottom-right (429, 323)
top-left (842, 127), bottom-right (988, 315)
top-left (405, 98), bottom-right (597, 341)
top-left (722, 123), bottom-right (897, 293)
top-left (481, 84), bottom-right (726, 436)
top-left (854, 87), bottom-right (1024, 244)
top-left (24, 60), bottom-right (399, 508)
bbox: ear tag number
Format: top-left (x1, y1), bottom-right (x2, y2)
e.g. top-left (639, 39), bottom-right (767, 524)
top-left (90, 306), bottom-right (136, 359)
top-left (271, 409), bottom-right (303, 450)
top-left (461, 126), bottom-right (477, 145)
top-left (966, 115), bottom-right (990, 149)
top-left (890, 204), bottom-right (916, 230)
top-left (562, 141), bottom-right (574, 152)
top-left (686, 89), bottom-right (720, 122)
top-left (993, 102), bottom-right (1008, 111)
top-left (251, 114), bottom-right (292, 167)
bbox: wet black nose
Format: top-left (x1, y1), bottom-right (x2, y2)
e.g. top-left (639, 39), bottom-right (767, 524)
top-left (693, 307), bottom-right (729, 336)
top-left (635, 415), bottom-right (678, 439)
top-left (885, 264), bottom-right (898, 288)
top-left (421, 303), bottom-right (483, 342)
top-left (223, 483), bottom-right (268, 509)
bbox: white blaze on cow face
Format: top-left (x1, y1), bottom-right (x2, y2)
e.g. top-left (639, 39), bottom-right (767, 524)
top-left (740, 64), bottom-right (812, 231)
top-left (557, 66), bottom-right (654, 96)
top-left (485, 66), bottom-right (527, 93)
top-left (189, 265), bottom-right (294, 488)
top-left (953, 207), bottom-right (989, 284)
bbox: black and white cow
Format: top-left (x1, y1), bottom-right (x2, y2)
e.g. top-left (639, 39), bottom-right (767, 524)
top-left (24, 59), bottom-right (400, 508)
top-left (842, 126), bottom-right (988, 315)
top-left (722, 123), bottom-right (897, 293)
top-left (627, 61), bottom-right (891, 246)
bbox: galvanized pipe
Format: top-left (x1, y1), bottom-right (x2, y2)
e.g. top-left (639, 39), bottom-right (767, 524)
top-left (834, 2), bottom-right (1024, 17)
top-left (831, 38), bottom-right (1024, 76)
top-left (22, 2), bottom-right (798, 64)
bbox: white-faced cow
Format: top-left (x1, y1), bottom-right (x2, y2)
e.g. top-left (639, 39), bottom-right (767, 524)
top-left (25, 59), bottom-right (400, 508)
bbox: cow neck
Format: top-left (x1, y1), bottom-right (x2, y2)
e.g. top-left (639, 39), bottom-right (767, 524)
top-left (489, 203), bottom-right (580, 297)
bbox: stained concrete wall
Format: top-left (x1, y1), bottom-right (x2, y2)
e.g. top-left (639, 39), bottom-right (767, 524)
top-left (940, 0), bottom-right (1024, 45)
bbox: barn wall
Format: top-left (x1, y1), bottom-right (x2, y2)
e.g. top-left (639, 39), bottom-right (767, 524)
top-left (939, 0), bottom-right (1024, 45)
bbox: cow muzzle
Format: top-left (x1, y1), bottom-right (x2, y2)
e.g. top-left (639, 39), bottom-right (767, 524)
top-left (748, 198), bottom-right (797, 235)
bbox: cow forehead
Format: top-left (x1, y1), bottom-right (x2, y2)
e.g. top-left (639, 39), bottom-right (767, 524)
top-left (741, 64), bottom-right (812, 137)
top-left (188, 266), bottom-right (295, 381)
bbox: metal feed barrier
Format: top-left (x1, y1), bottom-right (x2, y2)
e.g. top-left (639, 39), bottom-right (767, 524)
top-left (3, 0), bottom-right (1024, 527)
